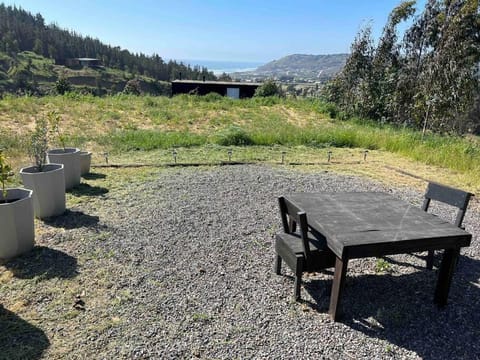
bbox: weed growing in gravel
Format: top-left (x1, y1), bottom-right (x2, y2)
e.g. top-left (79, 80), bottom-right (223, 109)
top-left (191, 312), bottom-right (211, 322)
top-left (375, 258), bottom-right (392, 273)
top-left (112, 289), bottom-right (134, 306)
top-left (376, 306), bottom-right (406, 326)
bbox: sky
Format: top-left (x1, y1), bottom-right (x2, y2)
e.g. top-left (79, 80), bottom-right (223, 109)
top-left (3, 0), bottom-right (426, 63)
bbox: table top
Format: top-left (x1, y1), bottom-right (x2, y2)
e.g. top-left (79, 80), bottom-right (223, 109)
top-left (285, 192), bottom-right (472, 259)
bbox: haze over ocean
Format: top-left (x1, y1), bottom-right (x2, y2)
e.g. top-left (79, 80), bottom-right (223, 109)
top-left (178, 59), bottom-right (264, 75)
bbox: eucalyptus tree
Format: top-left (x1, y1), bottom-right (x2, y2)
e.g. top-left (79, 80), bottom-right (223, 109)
top-left (401, 0), bottom-right (480, 134)
top-left (324, 0), bottom-right (480, 135)
top-left (371, 1), bottom-right (416, 122)
top-left (324, 24), bottom-right (374, 118)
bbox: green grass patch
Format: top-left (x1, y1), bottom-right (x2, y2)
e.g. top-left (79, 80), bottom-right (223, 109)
top-left (98, 130), bottom-right (207, 152)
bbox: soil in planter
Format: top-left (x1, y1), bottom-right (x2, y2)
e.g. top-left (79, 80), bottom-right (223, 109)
top-left (0, 198), bottom-right (21, 204)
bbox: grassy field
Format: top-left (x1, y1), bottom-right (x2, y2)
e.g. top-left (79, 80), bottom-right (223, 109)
top-left (1, 93), bottom-right (480, 193)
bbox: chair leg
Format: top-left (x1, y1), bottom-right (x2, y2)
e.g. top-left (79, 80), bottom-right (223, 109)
top-left (453, 249), bottom-right (460, 269)
top-left (275, 255), bottom-right (282, 275)
top-left (294, 257), bottom-right (304, 301)
top-left (426, 250), bottom-right (435, 270)
top-left (434, 248), bottom-right (459, 306)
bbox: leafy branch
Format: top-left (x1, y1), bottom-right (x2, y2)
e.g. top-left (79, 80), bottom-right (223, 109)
top-left (0, 150), bottom-right (14, 199)
top-left (30, 117), bottom-right (49, 171)
top-left (48, 111), bottom-right (67, 151)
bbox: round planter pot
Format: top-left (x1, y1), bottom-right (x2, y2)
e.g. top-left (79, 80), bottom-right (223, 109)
top-left (47, 147), bottom-right (81, 190)
top-left (20, 164), bottom-right (66, 219)
top-left (79, 151), bottom-right (92, 176)
top-left (0, 188), bottom-right (35, 260)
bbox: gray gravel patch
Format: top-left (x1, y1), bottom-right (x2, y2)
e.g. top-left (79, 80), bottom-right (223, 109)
top-left (37, 165), bottom-right (480, 359)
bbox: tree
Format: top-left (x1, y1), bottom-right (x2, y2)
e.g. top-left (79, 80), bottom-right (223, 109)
top-left (370, 1), bottom-right (416, 121)
top-left (123, 78), bottom-right (141, 95)
top-left (217, 72), bottom-right (232, 81)
top-left (33, 38), bottom-right (43, 55)
top-left (323, 0), bottom-right (480, 134)
top-left (418, 0), bottom-right (480, 134)
top-left (394, 0), bottom-right (480, 134)
top-left (323, 24), bottom-right (374, 117)
top-left (254, 79), bottom-right (283, 97)
top-left (55, 75), bottom-right (71, 95)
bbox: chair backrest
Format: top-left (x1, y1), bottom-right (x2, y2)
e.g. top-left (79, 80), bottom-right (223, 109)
top-left (278, 196), bottom-right (311, 258)
top-left (422, 182), bottom-right (474, 227)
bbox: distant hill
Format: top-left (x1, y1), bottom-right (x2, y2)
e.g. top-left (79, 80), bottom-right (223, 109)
top-left (258, 54), bottom-right (348, 74)
top-left (0, 4), bottom-right (216, 94)
top-left (234, 53), bottom-right (348, 83)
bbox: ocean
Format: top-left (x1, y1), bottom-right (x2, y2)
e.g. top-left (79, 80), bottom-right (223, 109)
top-left (178, 59), bottom-right (264, 75)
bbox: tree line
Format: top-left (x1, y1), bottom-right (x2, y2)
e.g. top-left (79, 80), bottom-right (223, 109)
top-left (0, 4), bottom-right (217, 82)
top-left (323, 0), bottom-right (480, 135)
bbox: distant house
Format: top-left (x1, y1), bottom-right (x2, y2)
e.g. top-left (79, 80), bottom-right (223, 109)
top-left (171, 80), bottom-right (261, 99)
top-left (64, 58), bottom-right (102, 68)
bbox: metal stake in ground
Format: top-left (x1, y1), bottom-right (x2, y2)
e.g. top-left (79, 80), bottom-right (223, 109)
top-left (363, 150), bottom-right (369, 161)
top-left (281, 151), bottom-right (286, 164)
top-left (328, 150), bottom-right (332, 163)
top-left (172, 149), bottom-right (177, 164)
top-left (228, 149), bottom-right (232, 162)
top-left (103, 152), bottom-right (109, 164)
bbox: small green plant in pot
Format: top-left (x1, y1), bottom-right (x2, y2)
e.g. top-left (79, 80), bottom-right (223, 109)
top-left (30, 117), bottom-right (49, 171)
top-left (46, 111), bottom-right (81, 190)
top-left (0, 150), bottom-right (14, 202)
top-left (0, 150), bottom-right (35, 259)
top-left (20, 117), bottom-right (67, 218)
top-left (49, 111), bottom-right (67, 151)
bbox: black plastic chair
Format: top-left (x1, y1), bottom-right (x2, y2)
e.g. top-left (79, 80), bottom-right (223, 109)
top-left (422, 182), bottom-right (474, 269)
top-left (275, 196), bottom-right (336, 300)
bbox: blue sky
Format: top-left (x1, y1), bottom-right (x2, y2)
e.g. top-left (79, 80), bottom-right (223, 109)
top-left (3, 0), bottom-right (426, 62)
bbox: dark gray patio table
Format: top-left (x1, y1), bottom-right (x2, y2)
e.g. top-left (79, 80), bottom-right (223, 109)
top-left (285, 192), bottom-right (472, 321)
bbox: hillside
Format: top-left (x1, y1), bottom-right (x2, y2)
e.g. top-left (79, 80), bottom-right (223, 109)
top-left (234, 53), bottom-right (348, 83)
top-left (0, 3), bottom-right (216, 95)
top-left (0, 51), bottom-right (171, 95)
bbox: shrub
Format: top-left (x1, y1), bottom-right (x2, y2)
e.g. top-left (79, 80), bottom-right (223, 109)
top-left (254, 79), bottom-right (283, 97)
top-left (203, 92), bottom-right (223, 102)
top-left (123, 79), bottom-right (141, 95)
top-left (55, 76), bottom-right (71, 95)
top-left (213, 126), bottom-right (253, 146)
top-left (253, 96), bottom-right (282, 106)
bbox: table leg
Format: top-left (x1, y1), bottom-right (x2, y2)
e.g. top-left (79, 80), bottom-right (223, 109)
top-left (434, 248), bottom-right (459, 306)
top-left (329, 256), bottom-right (349, 321)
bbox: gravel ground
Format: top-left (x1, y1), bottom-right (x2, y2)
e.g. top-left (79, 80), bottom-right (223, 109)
top-left (3, 164), bottom-right (480, 359)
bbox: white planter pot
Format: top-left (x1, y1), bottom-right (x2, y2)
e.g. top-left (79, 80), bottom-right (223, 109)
top-left (20, 164), bottom-right (66, 219)
top-left (79, 151), bottom-right (92, 176)
top-left (0, 188), bottom-right (35, 259)
top-left (47, 147), bottom-right (81, 190)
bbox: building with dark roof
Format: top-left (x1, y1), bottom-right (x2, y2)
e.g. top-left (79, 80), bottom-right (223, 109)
top-left (64, 58), bottom-right (102, 68)
top-left (171, 80), bottom-right (261, 99)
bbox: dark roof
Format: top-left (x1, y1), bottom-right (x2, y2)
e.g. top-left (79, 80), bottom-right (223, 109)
top-left (172, 80), bottom-right (262, 86)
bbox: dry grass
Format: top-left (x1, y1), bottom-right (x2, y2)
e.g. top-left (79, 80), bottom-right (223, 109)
top-left (91, 146), bottom-right (480, 197)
